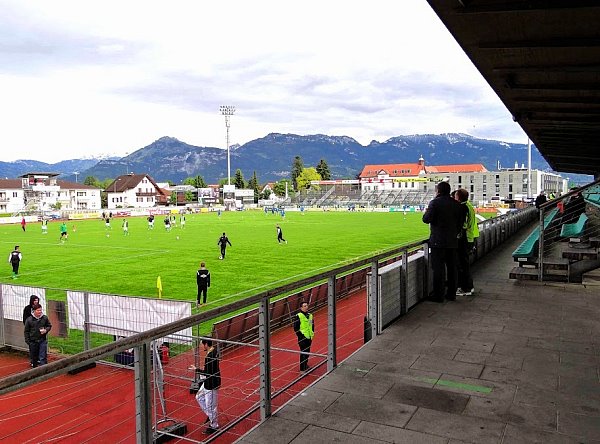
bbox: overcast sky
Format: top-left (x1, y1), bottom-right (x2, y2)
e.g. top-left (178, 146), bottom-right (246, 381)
top-left (0, 0), bottom-right (526, 163)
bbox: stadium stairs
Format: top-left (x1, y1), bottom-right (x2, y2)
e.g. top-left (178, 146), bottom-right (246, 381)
top-left (510, 179), bottom-right (600, 283)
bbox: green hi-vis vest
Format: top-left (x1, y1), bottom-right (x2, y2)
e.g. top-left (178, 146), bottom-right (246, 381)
top-left (297, 312), bottom-right (314, 340)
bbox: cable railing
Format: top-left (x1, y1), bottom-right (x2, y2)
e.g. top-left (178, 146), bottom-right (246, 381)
top-left (0, 206), bottom-right (538, 443)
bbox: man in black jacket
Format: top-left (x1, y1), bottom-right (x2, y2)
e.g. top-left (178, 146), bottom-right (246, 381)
top-left (217, 233), bottom-right (232, 259)
top-left (24, 303), bottom-right (52, 367)
top-left (194, 339), bottom-right (221, 435)
top-left (196, 262), bottom-right (211, 307)
top-left (8, 245), bottom-right (21, 279)
top-left (422, 182), bottom-right (466, 302)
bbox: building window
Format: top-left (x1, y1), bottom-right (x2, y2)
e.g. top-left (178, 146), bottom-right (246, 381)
top-left (509, 174), bottom-right (513, 182)
top-left (470, 175), bottom-right (474, 183)
top-left (482, 176), bottom-right (487, 183)
top-left (470, 185), bottom-right (474, 193)
top-left (458, 176), bottom-right (462, 184)
top-left (496, 175), bottom-right (500, 183)
top-left (483, 184), bottom-right (487, 192)
top-left (147, 197), bottom-right (153, 202)
top-left (509, 184), bottom-right (513, 192)
top-left (13, 192), bottom-right (18, 197)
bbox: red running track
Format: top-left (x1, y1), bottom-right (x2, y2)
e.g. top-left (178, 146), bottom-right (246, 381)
top-left (0, 289), bottom-right (367, 443)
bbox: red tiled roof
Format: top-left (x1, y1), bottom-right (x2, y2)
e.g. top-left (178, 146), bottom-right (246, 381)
top-left (359, 164), bottom-right (424, 178)
top-left (425, 164), bottom-right (487, 173)
top-left (106, 174), bottom-right (160, 193)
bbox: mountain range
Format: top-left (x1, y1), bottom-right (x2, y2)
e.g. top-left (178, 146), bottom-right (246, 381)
top-left (0, 133), bottom-right (564, 184)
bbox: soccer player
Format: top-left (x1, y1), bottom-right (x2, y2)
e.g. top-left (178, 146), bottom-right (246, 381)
top-left (21, 216), bottom-right (26, 232)
top-left (105, 217), bottom-right (112, 230)
top-left (276, 224), bottom-right (287, 244)
top-left (122, 219), bottom-right (129, 236)
top-left (164, 217), bottom-right (171, 232)
top-left (41, 219), bottom-right (48, 235)
top-left (217, 233), bottom-right (232, 259)
top-left (147, 214), bottom-right (155, 229)
top-left (8, 245), bottom-right (22, 279)
top-left (180, 214), bottom-right (186, 229)
top-left (59, 222), bottom-right (68, 242)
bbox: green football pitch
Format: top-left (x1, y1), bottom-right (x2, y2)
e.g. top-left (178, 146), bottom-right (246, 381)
top-left (2, 210), bottom-right (429, 305)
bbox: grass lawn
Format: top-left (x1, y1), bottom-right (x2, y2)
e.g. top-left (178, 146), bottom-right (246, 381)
top-left (2, 210), bottom-right (429, 304)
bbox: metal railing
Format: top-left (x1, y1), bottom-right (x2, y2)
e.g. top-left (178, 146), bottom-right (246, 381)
top-left (0, 206), bottom-right (537, 443)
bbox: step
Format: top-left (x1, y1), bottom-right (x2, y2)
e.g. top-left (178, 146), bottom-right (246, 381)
top-left (589, 237), bottom-right (600, 248)
top-left (538, 257), bottom-right (570, 271)
top-left (509, 267), bottom-right (569, 282)
top-left (562, 247), bottom-right (599, 261)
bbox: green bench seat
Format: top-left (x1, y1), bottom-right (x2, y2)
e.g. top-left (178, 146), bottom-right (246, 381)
top-left (560, 213), bottom-right (588, 238)
top-left (513, 208), bottom-right (559, 259)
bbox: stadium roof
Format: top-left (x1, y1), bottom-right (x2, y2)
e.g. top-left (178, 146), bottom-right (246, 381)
top-left (426, 1), bottom-right (600, 176)
top-left (426, 164), bottom-right (488, 173)
top-left (359, 162), bottom-right (487, 178)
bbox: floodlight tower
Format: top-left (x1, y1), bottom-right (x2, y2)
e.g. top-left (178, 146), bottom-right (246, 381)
top-left (220, 105), bottom-right (236, 185)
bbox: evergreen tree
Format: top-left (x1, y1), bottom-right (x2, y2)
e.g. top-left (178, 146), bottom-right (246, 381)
top-left (273, 179), bottom-right (293, 197)
top-left (234, 169), bottom-right (246, 189)
top-left (316, 159), bottom-right (331, 180)
top-left (247, 171), bottom-right (260, 203)
top-left (291, 156), bottom-right (304, 191)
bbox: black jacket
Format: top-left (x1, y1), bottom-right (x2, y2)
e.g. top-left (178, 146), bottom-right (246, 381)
top-left (24, 315), bottom-right (52, 344)
top-left (196, 268), bottom-right (211, 288)
top-left (422, 194), bottom-right (466, 249)
top-left (201, 348), bottom-right (221, 390)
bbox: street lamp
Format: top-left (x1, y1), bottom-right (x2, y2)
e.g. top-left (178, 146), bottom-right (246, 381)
top-left (220, 105), bottom-right (236, 185)
top-left (73, 171), bottom-right (79, 183)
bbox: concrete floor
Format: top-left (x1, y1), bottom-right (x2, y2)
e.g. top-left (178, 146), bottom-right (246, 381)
top-left (237, 231), bottom-right (600, 444)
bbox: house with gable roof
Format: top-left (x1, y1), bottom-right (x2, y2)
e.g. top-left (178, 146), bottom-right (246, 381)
top-left (105, 173), bottom-right (165, 209)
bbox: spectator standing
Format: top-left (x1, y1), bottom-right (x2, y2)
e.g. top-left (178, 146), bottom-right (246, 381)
top-left (196, 262), bottom-right (211, 307)
top-left (535, 191), bottom-right (547, 210)
top-left (23, 295), bottom-right (40, 325)
top-left (8, 245), bottom-right (22, 279)
top-left (194, 339), bottom-right (221, 435)
top-left (422, 181), bottom-right (466, 303)
top-left (217, 233), bottom-right (232, 259)
top-left (24, 303), bottom-right (52, 367)
top-left (454, 189), bottom-right (479, 296)
top-left (293, 301), bottom-right (314, 371)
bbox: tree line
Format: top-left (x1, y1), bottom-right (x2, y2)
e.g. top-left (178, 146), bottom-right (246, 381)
top-left (82, 156), bottom-right (332, 205)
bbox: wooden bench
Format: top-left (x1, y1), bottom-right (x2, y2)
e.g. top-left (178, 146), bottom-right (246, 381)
top-left (560, 213), bottom-right (588, 238)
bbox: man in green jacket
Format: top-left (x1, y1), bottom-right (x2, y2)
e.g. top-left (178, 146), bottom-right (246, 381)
top-left (454, 189), bottom-right (479, 296)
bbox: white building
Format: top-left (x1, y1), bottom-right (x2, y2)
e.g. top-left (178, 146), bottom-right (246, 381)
top-left (105, 174), bottom-right (162, 209)
top-left (0, 173), bottom-right (101, 214)
top-left (359, 158), bottom-right (567, 205)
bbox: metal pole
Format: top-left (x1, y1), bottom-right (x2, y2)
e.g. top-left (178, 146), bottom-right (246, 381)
top-left (258, 298), bottom-right (272, 420)
top-left (527, 137), bottom-right (532, 199)
top-left (368, 260), bottom-right (379, 336)
top-left (0, 286), bottom-right (5, 347)
top-left (134, 342), bottom-right (152, 444)
top-left (226, 118), bottom-right (231, 186)
top-left (83, 292), bottom-right (90, 351)
top-left (401, 249), bottom-right (409, 315)
top-left (537, 207), bottom-right (545, 282)
top-left (423, 244), bottom-right (430, 300)
top-left (327, 275), bottom-right (337, 372)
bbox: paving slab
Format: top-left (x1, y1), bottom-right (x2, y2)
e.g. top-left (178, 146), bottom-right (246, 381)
top-left (353, 420), bottom-right (449, 444)
top-left (405, 407), bottom-right (505, 443)
top-left (240, 228), bottom-right (600, 444)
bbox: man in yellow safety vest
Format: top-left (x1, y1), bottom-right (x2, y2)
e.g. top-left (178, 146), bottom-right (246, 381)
top-left (293, 301), bottom-right (314, 372)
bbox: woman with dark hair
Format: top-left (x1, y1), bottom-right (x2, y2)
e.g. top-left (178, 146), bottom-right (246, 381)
top-left (23, 295), bottom-right (40, 324)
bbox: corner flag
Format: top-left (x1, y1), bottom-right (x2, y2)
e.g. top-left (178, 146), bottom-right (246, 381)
top-left (157, 276), bottom-right (163, 298)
